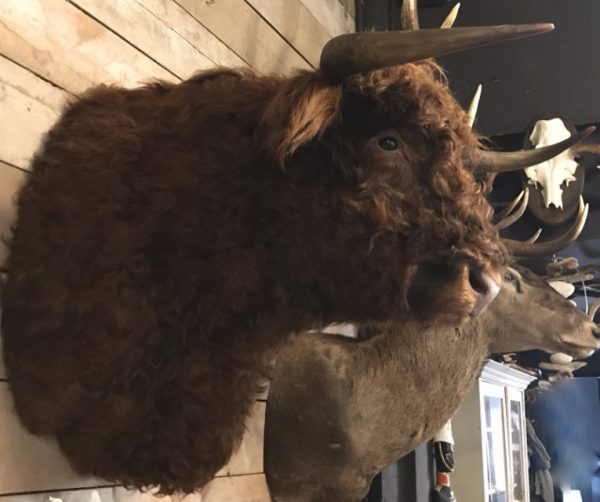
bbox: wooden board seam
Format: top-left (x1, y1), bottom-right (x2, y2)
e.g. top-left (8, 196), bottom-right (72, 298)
top-left (0, 54), bottom-right (74, 99)
top-left (0, 160), bottom-right (29, 175)
top-left (0, 484), bottom-right (120, 498)
top-left (64, 0), bottom-right (182, 83)
top-left (132, 0), bottom-right (219, 68)
top-left (173, 0), bottom-right (310, 73)
top-left (172, 0), bottom-right (253, 70)
top-left (242, 0), bottom-right (314, 69)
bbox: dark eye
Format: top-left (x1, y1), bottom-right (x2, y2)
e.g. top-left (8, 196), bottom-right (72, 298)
top-left (378, 136), bottom-right (398, 151)
top-left (504, 271), bottom-right (516, 282)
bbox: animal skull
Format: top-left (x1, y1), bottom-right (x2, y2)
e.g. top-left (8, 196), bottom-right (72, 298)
top-left (525, 118), bottom-right (579, 209)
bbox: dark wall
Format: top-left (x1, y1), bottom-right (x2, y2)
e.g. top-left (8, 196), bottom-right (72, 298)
top-left (359, 0), bottom-right (600, 137)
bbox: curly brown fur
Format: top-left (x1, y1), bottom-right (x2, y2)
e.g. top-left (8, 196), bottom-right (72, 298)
top-left (2, 63), bottom-right (505, 493)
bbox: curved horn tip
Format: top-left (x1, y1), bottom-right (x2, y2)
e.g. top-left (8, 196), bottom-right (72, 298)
top-left (401, 0), bottom-right (419, 31)
top-left (527, 228), bottom-right (543, 243)
top-left (494, 187), bottom-right (530, 230)
top-left (441, 3), bottom-right (461, 29)
top-left (582, 125), bottom-right (596, 138)
top-left (467, 84), bottom-right (482, 128)
top-left (474, 125), bottom-right (597, 174)
top-left (502, 199), bottom-right (588, 258)
top-left (320, 24), bottom-right (558, 81)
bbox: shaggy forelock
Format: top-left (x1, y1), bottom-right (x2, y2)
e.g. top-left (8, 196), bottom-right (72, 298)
top-left (334, 63), bottom-right (507, 269)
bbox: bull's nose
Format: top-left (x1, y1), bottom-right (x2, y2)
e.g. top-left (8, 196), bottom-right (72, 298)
top-left (469, 270), bottom-right (500, 317)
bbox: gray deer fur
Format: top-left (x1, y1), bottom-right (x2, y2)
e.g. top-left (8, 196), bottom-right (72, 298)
top-left (264, 266), bottom-right (599, 502)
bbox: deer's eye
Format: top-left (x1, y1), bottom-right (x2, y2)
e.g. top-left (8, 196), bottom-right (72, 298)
top-left (378, 137), bottom-right (398, 151)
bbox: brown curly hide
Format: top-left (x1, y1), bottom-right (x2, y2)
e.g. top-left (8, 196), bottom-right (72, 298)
top-left (1, 64), bottom-right (505, 493)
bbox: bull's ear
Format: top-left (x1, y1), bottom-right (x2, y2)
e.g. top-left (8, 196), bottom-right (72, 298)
top-left (262, 74), bottom-right (342, 164)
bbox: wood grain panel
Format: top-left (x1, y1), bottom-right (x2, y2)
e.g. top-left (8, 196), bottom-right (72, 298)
top-left (0, 384), bottom-right (109, 495)
top-left (0, 55), bottom-right (66, 169)
top-left (339, 0), bottom-right (356, 19)
top-left (175, 0), bottom-right (310, 73)
top-left (135, 0), bottom-right (248, 69)
top-left (70, 0), bottom-right (214, 79)
top-left (0, 162), bottom-right (27, 270)
top-left (216, 402), bottom-right (265, 477)
top-left (245, 0), bottom-right (330, 68)
top-left (298, 0), bottom-right (354, 37)
top-left (0, 0), bottom-right (176, 95)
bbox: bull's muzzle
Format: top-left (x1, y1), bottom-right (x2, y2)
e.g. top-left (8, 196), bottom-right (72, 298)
top-left (468, 269), bottom-right (501, 317)
top-left (406, 257), bottom-right (502, 324)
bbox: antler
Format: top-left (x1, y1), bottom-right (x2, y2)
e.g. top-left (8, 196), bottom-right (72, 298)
top-left (493, 190), bottom-right (524, 225)
top-left (471, 127), bottom-right (596, 173)
top-left (319, 24), bottom-right (554, 81)
top-left (401, 0), bottom-right (419, 30)
top-left (441, 3), bottom-right (461, 30)
top-left (467, 84), bottom-right (482, 129)
top-left (494, 188), bottom-right (530, 230)
top-left (503, 197), bottom-right (589, 257)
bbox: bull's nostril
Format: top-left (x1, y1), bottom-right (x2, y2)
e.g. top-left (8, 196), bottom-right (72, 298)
top-left (469, 269), bottom-right (489, 295)
top-left (469, 270), bottom-right (500, 317)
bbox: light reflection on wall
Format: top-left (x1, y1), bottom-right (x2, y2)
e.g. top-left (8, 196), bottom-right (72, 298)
top-left (527, 377), bottom-right (600, 502)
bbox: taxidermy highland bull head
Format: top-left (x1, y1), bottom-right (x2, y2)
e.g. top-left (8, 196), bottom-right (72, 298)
top-left (0, 10), bottom-right (588, 494)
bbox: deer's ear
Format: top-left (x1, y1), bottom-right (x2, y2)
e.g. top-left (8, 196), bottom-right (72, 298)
top-left (262, 75), bottom-right (342, 164)
top-left (547, 280), bottom-right (575, 298)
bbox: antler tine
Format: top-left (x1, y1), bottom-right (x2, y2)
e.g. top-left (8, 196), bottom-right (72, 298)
top-left (473, 127), bottom-right (595, 173)
top-left (495, 188), bottom-right (529, 230)
top-left (493, 189), bottom-right (526, 227)
top-left (503, 197), bottom-right (589, 258)
top-left (526, 228), bottom-right (543, 243)
top-left (571, 143), bottom-right (600, 156)
top-left (401, 0), bottom-right (419, 30)
top-left (441, 3), bottom-right (461, 29)
top-left (589, 297), bottom-right (600, 321)
top-left (467, 84), bottom-right (482, 129)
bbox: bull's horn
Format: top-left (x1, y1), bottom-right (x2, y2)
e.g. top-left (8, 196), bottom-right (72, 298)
top-left (441, 3), bottom-right (461, 30)
top-left (503, 197), bottom-right (588, 257)
top-left (473, 126), bottom-right (595, 173)
top-left (495, 188), bottom-right (529, 230)
top-left (320, 24), bottom-right (554, 81)
top-left (401, 0), bottom-right (419, 30)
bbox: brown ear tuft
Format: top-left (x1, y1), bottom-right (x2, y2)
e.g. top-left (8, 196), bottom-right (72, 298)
top-left (262, 73), bottom-right (342, 165)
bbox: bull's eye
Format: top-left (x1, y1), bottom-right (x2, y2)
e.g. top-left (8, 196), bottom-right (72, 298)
top-left (504, 272), bottom-right (516, 282)
top-left (378, 137), bottom-right (398, 151)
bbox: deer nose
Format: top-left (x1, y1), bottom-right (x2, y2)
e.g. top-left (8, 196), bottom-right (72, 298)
top-left (468, 269), bottom-right (500, 317)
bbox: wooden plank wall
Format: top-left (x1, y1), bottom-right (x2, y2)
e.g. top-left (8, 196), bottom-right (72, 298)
top-left (0, 1), bottom-right (354, 500)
